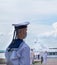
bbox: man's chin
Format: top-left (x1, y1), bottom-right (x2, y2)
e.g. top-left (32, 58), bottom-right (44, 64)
top-left (23, 35), bottom-right (27, 39)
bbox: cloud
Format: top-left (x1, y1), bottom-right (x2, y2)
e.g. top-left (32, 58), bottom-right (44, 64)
top-left (38, 22), bottom-right (57, 37)
top-left (0, 0), bottom-right (57, 25)
top-left (28, 22), bottom-right (57, 38)
top-left (52, 22), bottom-right (57, 30)
top-left (32, 1), bottom-right (57, 15)
top-left (28, 23), bottom-right (52, 36)
top-left (0, 0), bottom-right (57, 20)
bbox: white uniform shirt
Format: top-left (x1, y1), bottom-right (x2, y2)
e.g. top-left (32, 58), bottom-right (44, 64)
top-left (30, 50), bottom-right (34, 65)
top-left (42, 52), bottom-right (47, 64)
top-left (5, 41), bottom-right (30, 65)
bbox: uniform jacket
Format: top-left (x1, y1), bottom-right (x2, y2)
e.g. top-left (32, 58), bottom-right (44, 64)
top-left (5, 41), bottom-right (30, 65)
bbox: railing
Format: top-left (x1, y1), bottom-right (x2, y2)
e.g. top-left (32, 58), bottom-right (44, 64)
top-left (0, 50), bottom-right (6, 64)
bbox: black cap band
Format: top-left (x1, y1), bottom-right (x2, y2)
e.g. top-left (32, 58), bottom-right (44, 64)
top-left (15, 25), bottom-right (27, 30)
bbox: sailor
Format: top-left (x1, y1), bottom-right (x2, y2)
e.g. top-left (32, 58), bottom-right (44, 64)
top-left (40, 51), bottom-right (47, 65)
top-left (42, 51), bottom-right (47, 65)
top-left (5, 22), bottom-right (30, 65)
top-left (30, 49), bottom-right (34, 65)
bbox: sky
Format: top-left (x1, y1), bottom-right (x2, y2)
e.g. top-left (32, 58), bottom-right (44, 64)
top-left (0, 0), bottom-right (57, 51)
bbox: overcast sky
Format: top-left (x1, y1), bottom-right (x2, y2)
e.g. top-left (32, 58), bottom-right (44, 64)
top-left (0, 0), bottom-right (57, 50)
